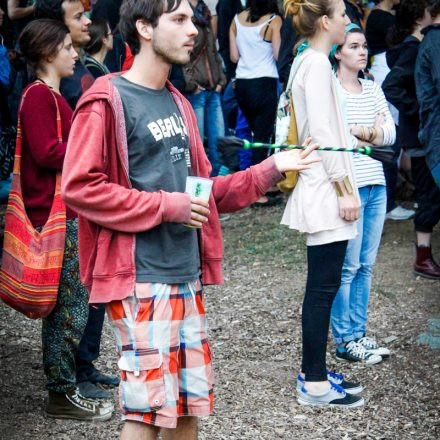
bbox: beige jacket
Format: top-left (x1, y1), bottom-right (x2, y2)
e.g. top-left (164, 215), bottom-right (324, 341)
top-left (281, 50), bottom-right (359, 245)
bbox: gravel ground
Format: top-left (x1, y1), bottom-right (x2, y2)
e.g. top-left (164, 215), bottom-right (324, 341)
top-left (0, 203), bottom-right (439, 439)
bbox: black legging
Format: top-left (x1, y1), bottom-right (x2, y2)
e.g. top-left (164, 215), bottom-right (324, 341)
top-left (301, 240), bottom-right (348, 381)
top-left (234, 77), bottom-right (278, 165)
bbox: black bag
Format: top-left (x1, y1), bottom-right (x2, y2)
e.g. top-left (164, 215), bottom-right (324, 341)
top-left (0, 125), bottom-right (16, 181)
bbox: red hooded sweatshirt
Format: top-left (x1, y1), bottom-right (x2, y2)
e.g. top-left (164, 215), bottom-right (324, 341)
top-left (61, 74), bottom-right (284, 304)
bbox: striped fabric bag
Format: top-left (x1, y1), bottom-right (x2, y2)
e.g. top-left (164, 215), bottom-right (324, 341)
top-left (0, 82), bottom-right (66, 319)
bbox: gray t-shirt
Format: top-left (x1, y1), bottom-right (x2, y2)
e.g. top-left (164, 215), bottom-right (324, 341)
top-left (112, 76), bottom-right (200, 283)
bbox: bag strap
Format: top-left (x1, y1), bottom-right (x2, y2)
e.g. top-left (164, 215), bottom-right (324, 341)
top-left (285, 50), bottom-right (314, 96)
top-left (14, 81), bottom-right (62, 176)
top-left (14, 81), bottom-right (63, 163)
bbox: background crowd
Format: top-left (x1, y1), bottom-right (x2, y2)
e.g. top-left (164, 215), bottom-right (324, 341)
top-left (0, 0), bottom-right (439, 424)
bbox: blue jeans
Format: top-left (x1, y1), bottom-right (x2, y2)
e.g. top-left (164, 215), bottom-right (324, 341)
top-left (187, 90), bottom-right (225, 176)
top-left (331, 185), bottom-right (387, 344)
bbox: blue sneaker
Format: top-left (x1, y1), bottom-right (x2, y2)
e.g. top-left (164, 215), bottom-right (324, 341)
top-left (297, 370), bottom-right (363, 395)
top-left (297, 382), bottom-right (364, 408)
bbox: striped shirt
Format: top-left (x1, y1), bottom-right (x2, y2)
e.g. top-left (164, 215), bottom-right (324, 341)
top-left (343, 78), bottom-right (395, 188)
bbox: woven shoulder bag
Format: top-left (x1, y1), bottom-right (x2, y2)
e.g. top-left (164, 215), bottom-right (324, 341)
top-left (0, 82), bottom-right (67, 319)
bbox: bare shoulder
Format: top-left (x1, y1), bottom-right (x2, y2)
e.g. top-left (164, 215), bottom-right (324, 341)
top-left (271, 15), bottom-right (282, 27)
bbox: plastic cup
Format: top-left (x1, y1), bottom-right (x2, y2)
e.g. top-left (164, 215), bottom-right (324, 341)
top-left (185, 176), bottom-right (213, 202)
top-left (184, 176), bottom-right (213, 228)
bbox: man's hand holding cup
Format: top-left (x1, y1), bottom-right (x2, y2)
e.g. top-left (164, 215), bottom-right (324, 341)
top-left (184, 177), bottom-right (213, 228)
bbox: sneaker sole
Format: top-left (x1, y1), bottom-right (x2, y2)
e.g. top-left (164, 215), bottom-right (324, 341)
top-left (296, 384), bottom-right (364, 395)
top-left (297, 396), bottom-right (365, 408)
top-left (335, 355), bottom-right (382, 365)
top-left (46, 410), bottom-right (113, 422)
top-left (368, 350), bottom-right (391, 358)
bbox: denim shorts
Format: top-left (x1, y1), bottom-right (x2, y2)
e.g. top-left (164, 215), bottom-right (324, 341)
top-left (106, 280), bottom-right (214, 428)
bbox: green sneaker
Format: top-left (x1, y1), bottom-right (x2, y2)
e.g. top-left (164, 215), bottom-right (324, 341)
top-left (46, 389), bottom-right (113, 421)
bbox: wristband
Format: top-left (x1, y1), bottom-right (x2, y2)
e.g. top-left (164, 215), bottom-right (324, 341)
top-left (333, 176), bottom-right (354, 197)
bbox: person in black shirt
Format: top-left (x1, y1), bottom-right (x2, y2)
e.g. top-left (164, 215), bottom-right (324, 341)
top-left (366, 0), bottom-right (399, 57)
top-left (383, 0), bottom-right (439, 278)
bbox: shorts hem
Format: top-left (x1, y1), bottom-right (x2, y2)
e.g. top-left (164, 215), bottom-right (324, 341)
top-left (123, 407), bottom-right (213, 429)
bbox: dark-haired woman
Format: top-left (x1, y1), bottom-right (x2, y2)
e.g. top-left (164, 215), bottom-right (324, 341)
top-left (331, 24), bottom-right (395, 367)
top-left (229, 0), bottom-right (281, 185)
top-left (85, 18), bottom-right (112, 78)
top-left (17, 19), bottom-right (113, 421)
top-left (383, 0), bottom-right (440, 279)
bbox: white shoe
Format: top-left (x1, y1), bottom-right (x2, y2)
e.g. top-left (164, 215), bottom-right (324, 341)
top-left (356, 336), bottom-right (391, 357)
top-left (335, 340), bottom-right (383, 365)
top-left (385, 205), bottom-right (415, 220)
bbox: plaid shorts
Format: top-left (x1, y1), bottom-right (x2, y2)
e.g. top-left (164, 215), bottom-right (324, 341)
top-left (106, 279), bottom-right (214, 429)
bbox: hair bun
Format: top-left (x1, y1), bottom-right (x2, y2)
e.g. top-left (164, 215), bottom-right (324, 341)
top-left (285, 0), bottom-right (304, 16)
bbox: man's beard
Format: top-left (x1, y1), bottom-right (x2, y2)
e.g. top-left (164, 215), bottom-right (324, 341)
top-left (152, 34), bottom-right (191, 65)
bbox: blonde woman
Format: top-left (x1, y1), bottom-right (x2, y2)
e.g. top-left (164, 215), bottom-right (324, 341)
top-left (281, 0), bottom-right (364, 407)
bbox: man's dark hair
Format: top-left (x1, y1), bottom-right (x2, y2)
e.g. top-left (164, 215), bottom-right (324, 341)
top-left (387, 0), bottom-right (430, 47)
top-left (86, 18), bottom-right (110, 55)
top-left (119, 0), bottom-right (182, 56)
top-left (35, 0), bottom-right (80, 22)
top-left (430, 0), bottom-right (440, 18)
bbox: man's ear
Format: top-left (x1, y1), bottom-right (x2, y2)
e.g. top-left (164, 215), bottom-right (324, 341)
top-left (136, 19), bottom-right (153, 41)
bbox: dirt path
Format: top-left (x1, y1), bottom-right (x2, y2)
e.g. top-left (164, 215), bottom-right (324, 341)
top-left (1, 204), bottom-right (439, 439)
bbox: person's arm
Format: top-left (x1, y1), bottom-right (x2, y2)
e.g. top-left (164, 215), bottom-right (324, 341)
top-left (268, 15), bottom-right (282, 61)
top-left (372, 83), bottom-right (395, 145)
top-left (303, 55), bottom-right (350, 181)
top-left (229, 19), bottom-right (239, 64)
top-left (20, 86), bottom-right (67, 170)
top-left (7, 0), bottom-right (35, 20)
top-left (61, 99), bottom-right (193, 233)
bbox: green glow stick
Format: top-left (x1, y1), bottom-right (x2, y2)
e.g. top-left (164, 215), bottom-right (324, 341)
top-left (242, 139), bottom-right (373, 156)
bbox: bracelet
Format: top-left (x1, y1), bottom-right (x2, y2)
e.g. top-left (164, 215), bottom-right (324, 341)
top-left (333, 176), bottom-right (354, 197)
top-left (360, 125), bottom-right (366, 142)
top-left (367, 127), bottom-right (376, 143)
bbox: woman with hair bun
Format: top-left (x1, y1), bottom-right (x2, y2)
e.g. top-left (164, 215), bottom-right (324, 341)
top-left (281, 0), bottom-right (364, 407)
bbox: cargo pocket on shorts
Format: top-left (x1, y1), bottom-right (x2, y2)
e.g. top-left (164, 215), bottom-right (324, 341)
top-left (118, 348), bottom-right (166, 412)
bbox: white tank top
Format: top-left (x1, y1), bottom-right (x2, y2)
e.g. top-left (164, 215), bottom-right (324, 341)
top-left (234, 14), bottom-right (279, 80)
